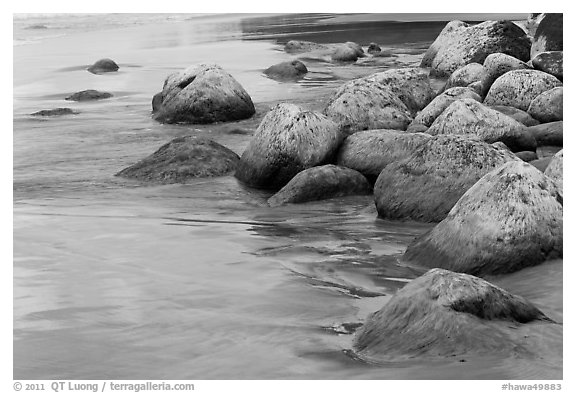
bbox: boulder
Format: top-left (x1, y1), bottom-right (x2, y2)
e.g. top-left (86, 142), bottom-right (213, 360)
top-left (537, 145), bottom-right (562, 159)
top-left (515, 151), bottom-right (538, 162)
top-left (367, 43), bottom-right (381, 54)
top-left (31, 108), bottom-right (78, 116)
top-left (353, 268), bottom-right (552, 361)
top-left (284, 40), bottom-right (329, 53)
top-left (235, 103), bottom-right (343, 190)
top-left (65, 90), bottom-right (113, 101)
top-left (484, 69), bottom-right (562, 111)
top-left (426, 98), bottom-right (537, 152)
top-left (531, 14), bottom-right (563, 58)
top-left (421, 20), bottom-right (531, 77)
top-left (267, 165), bottom-right (371, 207)
top-left (407, 87), bottom-right (481, 130)
top-left (544, 149), bottom-right (563, 192)
top-left (527, 87), bottom-right (563, 123)
top-left (487, 105), bottom-right (539, 126)
top-left (152, 64), bottom-right (255, 124)
top-left (87, 58), bottom-right (119, 74)
top-left (336, 129), bottom-right (431, 180)
top-left (527, 121), bottom-right (563, 146)
top-left (151, 92), bottom-right (163, 112)
top-left (331, 45), bottom-right (359, 62)
top-left (442, 63), bottom-right (491, 97)
top-left (374, 135), bottom-right (519, 222)
top-left (345, 41), bottom-right (365, 57)
top-left (532, 51), bottom-right (563, 80)
top-left (403, 160), bottom-right (563, 276)
top-left (264, 60), bottom-right (308, 80)
top-left (115, 136), bottom-right (239, 183)
top-left (483, 52), bottom-right (531, 86)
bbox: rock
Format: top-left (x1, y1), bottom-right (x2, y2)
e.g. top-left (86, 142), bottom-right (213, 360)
top-left (422, 20), bottom-right (531, 77)
top-left (407, 87), bottom-right (481, 130)
top-left (235, 103), bottom-right (343, 190)
top-left (527, 121), bottom-right (563, 146)
top-left (353, 268), bottom-right (552, 361)
top-left (529, 157), bottom-right (553, 172)
top-left (374, 135), bottom-right (519, 222)
top-left (336, 129), bottom-right (431, 180)
top-left (484, 69), bottom-right (562, 111)
top-left (331, 45), bottom-right (359, 62)
top-left (532, 51), bottom-right (563, 80)
top-left (345, 41), bottom-right (365, 57)
top-left (367, 43), bottom-right (381, 54)
top-left (427, 99), bottom-right (537, 152)
top-left (65, 90), bottom-right (113, 101)
top-left (531, 14), bottom-right (563, 58)
top-left (537, 145), bottom-right (562, 159)
top-left (31, 108), bottom-right (78, 116)
top-left (527, 87), bottom-right (563, 123)
top-left (267, 165), bottom-right (371, 207)
top-left (263, 60), bottom-right (307, 80)
top-left (487, 105), bottom-right (540, 126)
top-left (115, 136), bottom-right (239, 183)
top-left (87, 58), bottom-right (119, 74)
top-left (515, 151), bottom-right (538, 162)
top-left (284, 40), bottom-right (329, 53)
top-left (442, 63), bottom-right (491, 96)
top-left (151, 92), bottom-right (163, 112)
top-left (403, 160), bottom-right (563, 276)
top-left (544, 150), bottom-right (563, 192)
top-left (483, 52), bottom-right (531, 86)
top-left (152, 64), bottom-right (255, 124)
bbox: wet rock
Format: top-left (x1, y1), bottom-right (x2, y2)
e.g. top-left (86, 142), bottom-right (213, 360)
top-left (87, 58), bottom-right (119, 74)
top-left (442, 63), bottom-right (491, 97)
top-left (422, 20), bottom-right (531, 77)
top-left (336, 129), bottom-right (431, 180)
top-left (527, 121), bottom-right (563, 147)
top-left (407, 87), bottom-right (481, 130)
top-left (532, 51), bottom-right (563, 80)
top-left (527, 87), bottom-right (563, 123)
top-left (531, 14), bottom-right (563, 58)
top-left (152, 64), bottom-right (255, 124)
top-left (487, 105), bottom-right (540, 126)
top-left (263, 60), bottom-right (308, 80)
top-left (235, 103), bottom-right (343, 190)
top-left (484, 69), bottom-right (562, 111)
top-left (515, 151), bottom-right (538, 162)
top-left (284, 40), bottom-right (329, 53)
top-left (353, 268), bottom-right (552, 361)
top-left (345, 41), bottom-right (365, 57)
top-left (367, 43), bottom-right (381, 54)
top-left (65, 89), bottom-right (113, 101)
top-left (403, 160), bottom-right (563, 276)
top-left (331, 45), bottom-right (359, 62)
top-left (427, 99), bottom-right (537, 152)
top-left (544, 149), bottom-right (563, 192)
top-left (267, 165), bottom-right (371, 207)
top-left (115, 136), bottom-right (239, 183)
top-left (31, 108), bottom-right (78, 116)
top-left (374, 135), bottom-right (519, 222)
top-left (483, 52), bottom-right (531, 86)
top-left (151, 92), bottom-right (164, 112)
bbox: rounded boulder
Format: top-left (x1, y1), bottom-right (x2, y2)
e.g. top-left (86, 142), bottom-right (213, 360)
top-left (264, 60), bottom-right (308, 80)
top-left (527, 87), bottom-right (563, 123)
top-left (532, 51), bottom-right (563, 80)
top-left (87, 58), bottom-right (119, 74)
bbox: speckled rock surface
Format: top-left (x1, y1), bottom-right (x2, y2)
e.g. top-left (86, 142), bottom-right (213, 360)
top-left (527, 87), bottom-right (563, 123)
top-left (487, 105), bottom-right (540, 127)
top-left (532, 51), bottom-right (563, 80)
top-left (442, 63), bottom-right (492, 96)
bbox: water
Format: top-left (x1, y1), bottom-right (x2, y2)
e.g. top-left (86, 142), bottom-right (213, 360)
top-left (13, 13), bottom-right (561, 380)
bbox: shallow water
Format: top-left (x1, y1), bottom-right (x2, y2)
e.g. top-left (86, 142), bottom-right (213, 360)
top-left (13, 13), bottom-right (561, 380)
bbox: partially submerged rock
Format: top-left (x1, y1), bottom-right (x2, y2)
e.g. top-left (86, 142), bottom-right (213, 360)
top-left (152, 64), bottom-right (255, 124)
top-left (284, 40), bottom-right (329, 53)
top-left (263, 60), bottom-right (308, 80)
top-left (374, 135), bottom-right (519, 222)
top-left (65, 89), bottom-right (113, 101)
top-left (367, 43), bottom-right (381, 54)
top-left (527, 121), bottom-right (563, 147)
top-left (235, 103), bottom-right (343, 190)
top-left (267, 165), bottom-right (371, 207)
top-left (544, 149), bottom-right (563, 192)
top-left (426, 98), bottom-right (537, 152)
top-left (331, 45), bottom-right (359, 62)
top-left (31, 108), bottom-right (78, 116)
top-left (488, 105), bottom-right (539, 126)
top-left (531, 14), bottom-right (563, 58)
top-left (353, 268), bottom-right (552, 361)
top-left (87, 58), bottom-right (119, 74)
top-left (403, 160), bottom-right (563, 276)
top-left (532, 51), bottom-right (563, 80)
top-left (527, 87), bottom-right (563, 123)
top-left (115, 136), bottom-right (239, 183)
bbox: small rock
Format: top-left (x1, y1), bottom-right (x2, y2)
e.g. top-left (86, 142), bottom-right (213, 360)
top-left (65, 90), bottom-right (113, 101)
top-left (284, 40), bottom-right (329, 53)
top-left (442, 63), bottom-right (491, 97)
top-left (367, 43), bottom-right (381, 54)
top-left (87, 58), bottom-right (119, 74)
top-left (263, 60), bottom-right (308, 80)
top-left (331, 45), bottom-right (359, 62)
top-left (31, 108), bottom-right (78, 116)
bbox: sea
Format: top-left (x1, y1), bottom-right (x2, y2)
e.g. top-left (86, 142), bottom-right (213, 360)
top-left (13, 13), bottom-right (562, 380)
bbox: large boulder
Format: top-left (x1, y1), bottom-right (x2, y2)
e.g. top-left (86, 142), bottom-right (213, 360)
top-left (336, 129), bottom-right (431, 180)
top-left (65, 89), bottom-right (112, 101)
top-left (87, 58), bottom-right (119, 74)
top-left (532, 51), bottom-right (563, 80)
top-left (426, 98), bottom-right (537, 152)
top-left (235, 104), bottom-right (343, 190)
top-left (374, 135), bottom-right (519, 222)
top-left (331, 45), bottom-right (359, 62)
top-left (353, 268), bottom-right (552, 361)
top-left (487, 105), bottom-right (539, 126)
top-left (407, 87), bottom-right (481, 130)
top-left (544, 149), bottom-right (563, 192)
top-left (267, 165), bottom-right (371, 207)
top-left (442, 63), bottom-right (491, 96)
top-left (483, 52), bottom-right (530, 86)
top-left (115, 136), bottom-right (239, 183)
top-left (527, 87), bottom-right (563, 123)
top-left (531, 14), bottom-right (563, 58)
top-left (403, 160), bottom-right (563, 276)
top-left (527, 121), bottom-right (563, 147)
top-left (421, 20), bottom-right (531, 77)
top-left (264, 60), bottom-right (307, 80)
top-left (484, 69), bottom-right (562, 111)
top-left (152, 64), bottom-right (255, 124)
